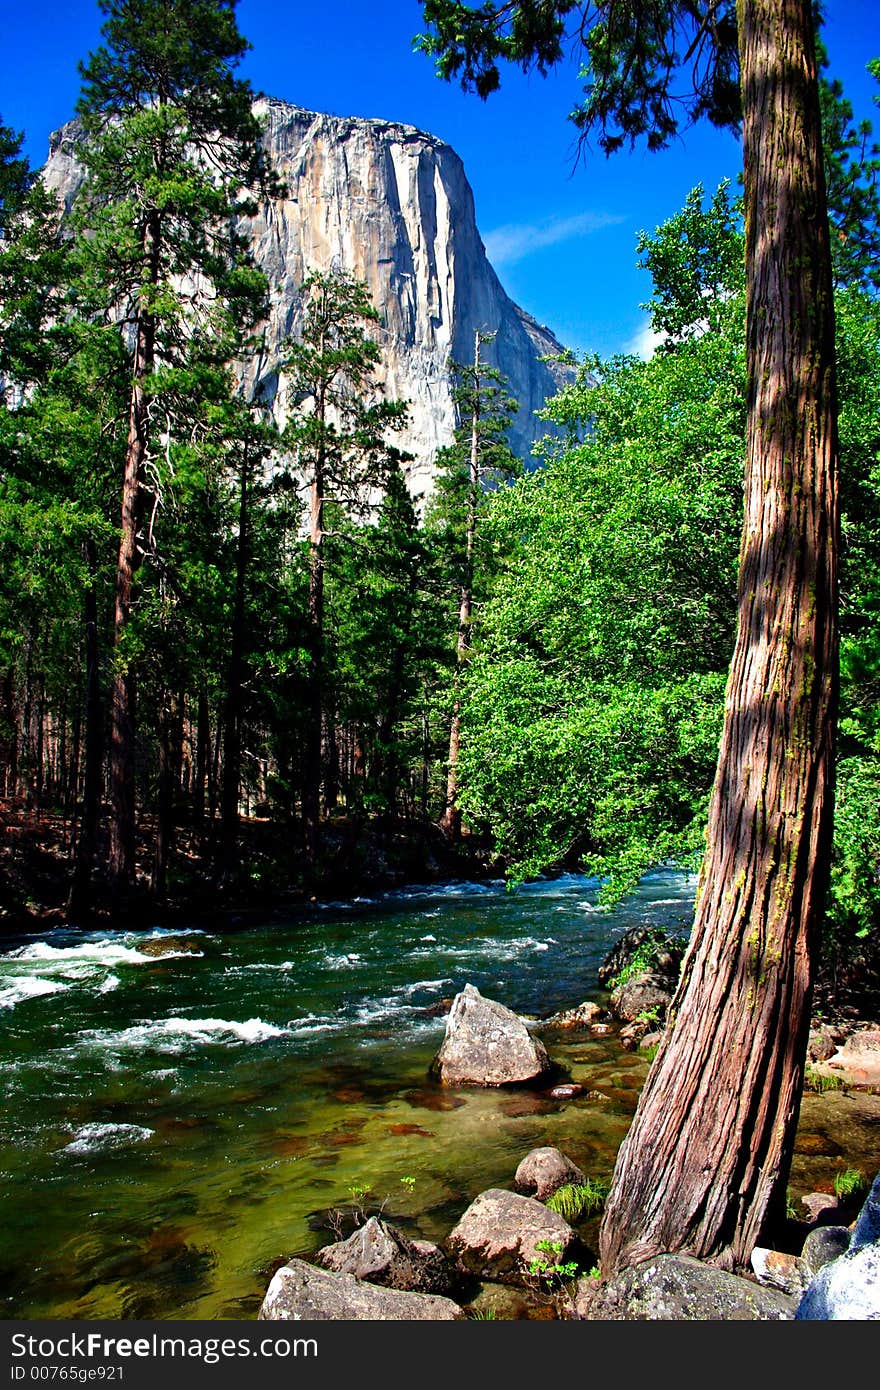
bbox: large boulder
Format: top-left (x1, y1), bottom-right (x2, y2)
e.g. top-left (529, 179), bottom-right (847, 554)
top-left (598, 927), bottom-right (686, 1027)
top-left (315, 1217), bottom-right (457, 1295)
top-left (797, 1169), bottom-right (880, 1319)
top-left (447, 1188), bottom-right (578, 1284)
top-left (597, 926), bottom-right (686, 990)
top-left (430, 984), bottom-right (553, 1087)
top-left (514, 1147), bottom-right (586, 1203)
top-left (611, 974), bottom-right (676, 1025)
top-left (573, 1255), bottom-right (795, 1320)
top-left (259, 1258), bottom-right (462, 1320)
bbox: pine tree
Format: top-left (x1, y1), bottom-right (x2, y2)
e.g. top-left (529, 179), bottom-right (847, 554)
top-left (279, 269), bottom-right (408, 868)
top-left (74, 0), bottom-right (269, 901)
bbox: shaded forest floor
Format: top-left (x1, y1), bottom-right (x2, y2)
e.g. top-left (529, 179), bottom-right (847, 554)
top-left (0, 796), bottom-right (497, 935)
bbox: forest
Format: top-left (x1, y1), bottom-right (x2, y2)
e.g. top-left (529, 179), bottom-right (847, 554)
top-left (1, 0), bottom-right (880, 1311)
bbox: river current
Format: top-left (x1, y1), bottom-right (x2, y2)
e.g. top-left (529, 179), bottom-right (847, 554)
top-left (2, 868), bottom-right (876, 1320)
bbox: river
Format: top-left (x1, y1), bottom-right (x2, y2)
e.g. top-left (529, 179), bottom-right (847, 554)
top-left (1, 868), bottom-right (877, 1319)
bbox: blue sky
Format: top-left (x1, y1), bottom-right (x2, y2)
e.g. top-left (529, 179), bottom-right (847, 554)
top-left (1, 0), bottom-right (877, 357)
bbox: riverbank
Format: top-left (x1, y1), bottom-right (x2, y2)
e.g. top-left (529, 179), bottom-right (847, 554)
top-left (0, 796), bottom-right (500, 935)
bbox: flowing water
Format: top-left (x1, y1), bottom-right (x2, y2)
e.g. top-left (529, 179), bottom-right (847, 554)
top-left (1, 868), bottom-right (878, 1320)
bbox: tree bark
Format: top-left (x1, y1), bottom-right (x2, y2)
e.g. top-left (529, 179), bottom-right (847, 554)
top-left (303, 390), bottom-right (326, 869)
top-left (220, 448), bottom-right (250, 881)
top-left (108, 209), bottom-right (160, 898)
top-left (68, 538), bottom-right (104, 924)
top-left (599, 0), bottom-right (839, 1274)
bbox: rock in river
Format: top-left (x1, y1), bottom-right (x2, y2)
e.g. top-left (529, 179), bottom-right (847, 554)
top-left (316, 1216), bottom-right (457, 1295)
top-left (430, 984), bottom-right (553, 1087)
top-left (447, 1188), bottom-right (578, 1284)
top-left (259, 1259), bottom-right (462, 1320)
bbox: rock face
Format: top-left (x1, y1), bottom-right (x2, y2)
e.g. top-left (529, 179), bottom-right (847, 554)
top-left (514, 1147), bottom-right (586, 1202)
top-left (259, 1258), bottom-right (462, 1320)
top-left (42, 100), bottom-right (572, 503)
top-left (431, 983), bottom-right (553, 1086)
top-left (447, 1188), bottom-right (578, 1284)
top-left (315, 1216), bottom-right (456, 1295)
top-left (573, 1255), bottom-right (796, 1321)
top-left (797, 1169), bottom-right (880, 1319)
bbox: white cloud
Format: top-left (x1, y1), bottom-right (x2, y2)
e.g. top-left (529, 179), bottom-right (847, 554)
top-left (625, 320), bottom-right (666, 361)
top-left (483, 210), bottom-right (626, 267)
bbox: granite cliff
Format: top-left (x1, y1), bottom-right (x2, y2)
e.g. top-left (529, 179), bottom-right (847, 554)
top-left (43, 97), bottom-right (572, 500)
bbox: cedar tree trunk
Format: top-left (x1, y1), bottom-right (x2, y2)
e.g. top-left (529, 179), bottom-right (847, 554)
top-left (108, 209), bottom-right (160, 895)
top-left (600, 0), bottom-right (839, 1274)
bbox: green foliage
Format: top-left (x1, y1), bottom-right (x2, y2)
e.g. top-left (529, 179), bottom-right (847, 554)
top-left (607, 934), bottom-right (669, 991)
top-left (415, 3), bottom-right (740, 150)
top-left (637, 180), bottom-right (744, 343)
top-left (834, 1167), bottom-right (867, 1199)
top-left (0, 118), bottom-right (32, 236)
top-left (545, 1178), bottom-right (610, 1221)
top-left (820, 47), bottom-right (880, 292)
top-left (527, 1239), bottom-right (580, 1286)
top-left (456, 233), bottom-right (744, 889)
top-left (803, 1067), bottom-right (844, 1094)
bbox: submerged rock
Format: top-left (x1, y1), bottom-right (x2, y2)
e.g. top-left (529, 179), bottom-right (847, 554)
top-left (514, 1147), bottom-right (586, 1203)
top-left (316, 1217), bottom-right (457, 1295)
top-left (259, 1258), bottom-right (462, 1320)
top-left (430, 984), bottom-right (553, 1087)
top-left (447, 1188), bottom-right (578, 1284)
top-left (573, 1255), bottom-right (796, 1320)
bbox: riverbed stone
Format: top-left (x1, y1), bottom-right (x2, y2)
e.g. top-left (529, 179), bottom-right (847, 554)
top-left (801, 1192), bottom-right (839, 1223)
top-left (797, 1169), bottom-right (880, 1319)
top-left (259, 1258), bottom-right (462, 1320)
top-left (315, 1216), bottom-right (456, 1294)
top-left (447, 1188), bottom-right (578, 1284)
top-left (573, 1255), bottom-right (796, 1320)
top-left (610, 973), bottom-right (675, 1024)
top-left (430, 984), bottom-right (553, 1087)
top-left (801, 1225), bottom-right (851, 1280)
top-left (514, 1147), bottom-right (586, 1202)
top-left (750, 1248), bottom-right (807, 1296)
top-left (544, 1001), bottom-right (606, 1029)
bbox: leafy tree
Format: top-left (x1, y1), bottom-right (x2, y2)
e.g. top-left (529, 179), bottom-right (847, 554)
top-left (458, 270), bottom-right (744, 887)
top-left (417, 0), bottom-right (841, 1272)
top-left (74, 0), bottom-right (269, 898)
top-left (279, 270), bottom-right (408, 866)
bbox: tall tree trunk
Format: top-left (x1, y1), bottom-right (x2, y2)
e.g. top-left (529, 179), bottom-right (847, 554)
top-left (108, 209), bottom-right (160, 899)
top-left (440, 330), bottom-right (481, 840)
top-left (68, 539), bottom-right (104, 924)
top-left (194, 684), bottom-right (209, 841)
top-left (155, 690), bottom-right (183, 899)
top-left (600, 0), bottom-right (839, 1275)
top-left (1, 668), bottom-right (17, 798)
top-left (220, 449), bottom-right (250, 881)
top-left (303, 400), bottom-right (325, 870)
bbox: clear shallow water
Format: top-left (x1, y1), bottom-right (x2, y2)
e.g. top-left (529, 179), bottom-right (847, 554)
top-left (7, 866), bottom-right (868, 1320)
